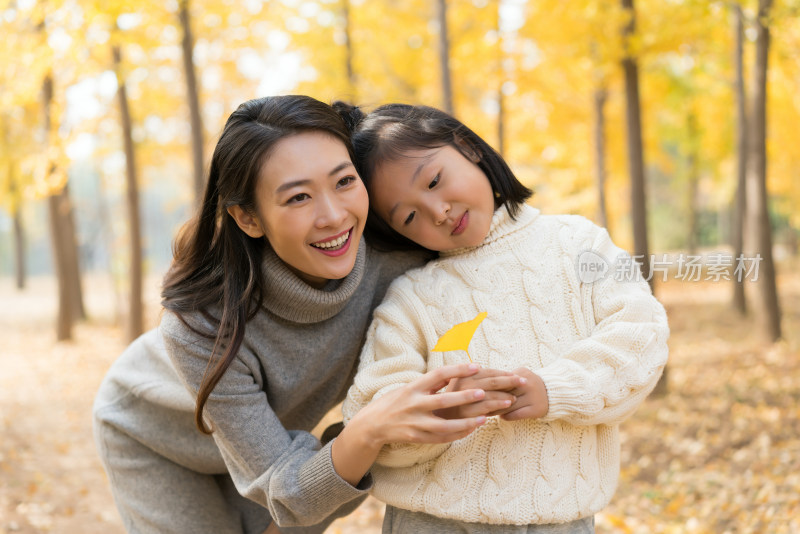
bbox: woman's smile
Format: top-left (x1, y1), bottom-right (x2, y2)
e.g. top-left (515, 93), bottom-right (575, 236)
top-left (310, 227), bottom-right (353, 256)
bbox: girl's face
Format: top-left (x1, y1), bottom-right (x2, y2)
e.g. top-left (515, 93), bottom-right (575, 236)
top-left (369, 144), bottom-right (495, 252)
top-left (231, 131), bottom-right (369, 287)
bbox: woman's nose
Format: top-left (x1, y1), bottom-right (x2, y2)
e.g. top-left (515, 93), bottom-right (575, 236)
top-left (315, 193), bottom-right (348, 228)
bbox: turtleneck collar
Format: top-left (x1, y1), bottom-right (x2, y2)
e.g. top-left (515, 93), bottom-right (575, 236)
top-left (439, 203), bottom-right (540, 258)
top-left (261, 237), bottom-right (367, 324)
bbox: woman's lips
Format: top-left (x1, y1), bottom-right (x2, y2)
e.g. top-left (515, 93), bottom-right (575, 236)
top-left (451, 212), bottom-right (468, 236)
top-left (310, 228), bottom-right (353, 257)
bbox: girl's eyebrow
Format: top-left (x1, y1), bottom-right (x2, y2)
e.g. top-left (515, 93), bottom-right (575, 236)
top-left (409, 160), bottom-right (427, 184)
top-left (388, 153), bottom-right (436, 220)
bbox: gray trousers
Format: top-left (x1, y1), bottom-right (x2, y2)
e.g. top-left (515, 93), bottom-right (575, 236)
top-left (93, 388), bottom-right (328, 534)
top-left (382, 506), bottom-right (595, 534)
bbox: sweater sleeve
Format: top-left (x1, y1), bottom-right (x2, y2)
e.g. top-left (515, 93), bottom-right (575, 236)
top-left (534, 222), bottom-right (670, 426)
top-left (160, 312), bottom-right (368, 529)
top-left (342, 280), bottom-right (451, 468)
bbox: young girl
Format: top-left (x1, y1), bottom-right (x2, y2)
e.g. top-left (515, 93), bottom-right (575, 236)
top-left (341, 103), bottom-right (669, 533)
top-left (93, 96), bottom-right (521, 534)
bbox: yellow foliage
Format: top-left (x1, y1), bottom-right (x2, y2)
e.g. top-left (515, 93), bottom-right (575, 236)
top-left (0, 0), bottom-right (799, 251)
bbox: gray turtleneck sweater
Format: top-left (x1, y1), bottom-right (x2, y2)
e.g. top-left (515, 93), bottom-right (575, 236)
top-left (96, 239), bottom-right (426, 529)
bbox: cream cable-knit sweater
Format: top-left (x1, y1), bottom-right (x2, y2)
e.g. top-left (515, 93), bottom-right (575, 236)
top-left (343, 204), bottom-right (669, 525)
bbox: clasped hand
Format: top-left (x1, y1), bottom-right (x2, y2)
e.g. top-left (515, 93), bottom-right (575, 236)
top-left (437, 366), bottom-right (549, 421)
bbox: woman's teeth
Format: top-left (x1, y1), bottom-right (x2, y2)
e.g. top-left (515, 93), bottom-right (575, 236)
top-left (312, 231), bottom-right (350, 250)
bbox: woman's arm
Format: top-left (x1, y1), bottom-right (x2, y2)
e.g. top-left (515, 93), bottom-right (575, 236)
top-left (161, 313), bottom-right (366, 529)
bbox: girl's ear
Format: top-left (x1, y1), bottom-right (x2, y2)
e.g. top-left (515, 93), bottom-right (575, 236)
top-left (227, 205), bottom-right (265, 238)
top-left (453, 135), bottom-right (481, 163)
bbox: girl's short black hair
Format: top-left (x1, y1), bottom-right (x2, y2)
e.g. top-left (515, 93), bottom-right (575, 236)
top-left (334, 102), bottom-right (532, 251)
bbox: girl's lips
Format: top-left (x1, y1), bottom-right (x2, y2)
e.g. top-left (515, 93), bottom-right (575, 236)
top-left (451, 212), bottom-right (469, 236)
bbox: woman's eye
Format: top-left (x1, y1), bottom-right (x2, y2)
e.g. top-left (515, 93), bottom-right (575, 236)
top-left (428, 174), bottom-right (440, 189)
top-left (287, 193), bottom-right (310, 204)
top-left (403, 211), bottom-right (416, 225)
top-left (337, 175), bottom-right (356, 188)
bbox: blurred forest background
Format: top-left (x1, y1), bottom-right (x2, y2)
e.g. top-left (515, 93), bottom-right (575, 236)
top-left (1, 0), bottom-right (799, 532)
top-left (1, 0), bottom-right (799, 341)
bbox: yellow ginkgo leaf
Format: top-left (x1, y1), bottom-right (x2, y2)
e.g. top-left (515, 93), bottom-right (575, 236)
top-left (432, 312), bottom-right (488, 362)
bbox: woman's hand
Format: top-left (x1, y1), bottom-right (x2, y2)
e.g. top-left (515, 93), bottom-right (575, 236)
top-left (354, 363), bottom-right (499, 446)
top-left (331, 363), bottom-right (495, 485)
top-left (435, 367), bottom-right (525, 419)
top-left (499, 367), bottom-right (549, 421)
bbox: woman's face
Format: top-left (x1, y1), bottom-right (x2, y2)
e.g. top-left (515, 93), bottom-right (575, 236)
top-left (369, 144), bottom-right (495, 252)
top-left (236, 131), bottom-right (369, 287)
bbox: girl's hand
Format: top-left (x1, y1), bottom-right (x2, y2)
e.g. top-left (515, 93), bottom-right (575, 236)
top-left (332, 363), bottom-right (492, 485)
top-left (435, 367), bottom-right (525, 419)
top-left (500, 367), bottom-right (549, 421)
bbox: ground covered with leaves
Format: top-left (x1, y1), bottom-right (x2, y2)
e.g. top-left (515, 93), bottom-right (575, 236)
top-left (1, 267), bottom-right (798, 533)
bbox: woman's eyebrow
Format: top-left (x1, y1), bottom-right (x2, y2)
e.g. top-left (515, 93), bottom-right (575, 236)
top-left (328, 161), bottom-right (354, 177)
top-left (275, 179), bottom-right (312, 194)
top-left (274, 161), bottom-right (354, 194)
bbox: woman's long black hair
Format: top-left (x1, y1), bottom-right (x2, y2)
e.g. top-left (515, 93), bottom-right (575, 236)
top-left (161, 95), bottom-right (356, 433)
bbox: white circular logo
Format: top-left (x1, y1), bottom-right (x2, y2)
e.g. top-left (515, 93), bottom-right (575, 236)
top-left (576, 249), bottom-right (609, 283)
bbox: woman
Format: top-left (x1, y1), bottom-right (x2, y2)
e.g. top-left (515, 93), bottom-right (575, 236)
top-left (93, 95), bottom-right (523, 534)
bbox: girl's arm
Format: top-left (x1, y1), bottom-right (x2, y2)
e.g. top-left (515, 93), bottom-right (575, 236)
top-left (503, 222), bottom-right (669, 425)
top-left (341, 284), bottom-right (519, 470)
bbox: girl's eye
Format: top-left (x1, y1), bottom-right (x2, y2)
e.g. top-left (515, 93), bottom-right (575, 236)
top-left (337, 175), bottom-right (356, 188)
top-left (403, 211), bottom-right (416, 225)
top-left (428, 174), bottom-right (440, 189)
top-left (287, 193), bottom-right (310, 204)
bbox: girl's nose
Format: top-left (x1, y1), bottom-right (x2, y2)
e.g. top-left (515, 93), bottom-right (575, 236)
top-left (433, 202), bottom-right (451, 226)
top-left (316, 193), bottom-right (348, 228)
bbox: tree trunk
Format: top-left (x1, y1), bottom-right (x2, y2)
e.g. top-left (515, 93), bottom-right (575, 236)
top-left (43, 73), bottom-right (70, 341)
top-left (47, 193), bottom-right (71, 340)
top-left (179, 0), bottom-right (205, 205)
top-left (343, 0), bottom-right (356, 98)
top-left (113, 45), bottom-right (144, 342)
top-left (621, 0), bottom-right (651, 289)
top-left (13, 207), bottom-right (25, 290)
top-left (43, 74), bottom-right (85, 340)
top-left (62, 182), bottom-right (86, 321)
top-left (593, 87), bottom-right (609, 229)
top-left (745, 0), bottom-right (781, 341)
top-left (686, 113), bottom-right (699, 256)
top-left (621, 0), bottom-right (652, 287)
top-left (621, 0), bottom-right (663, 395)
top-left (437, 0), bottom-right (454, 115)
top-left (496, 0), bottom-right (505, 158)
top-left (731, 2), bottom-right (747, 315)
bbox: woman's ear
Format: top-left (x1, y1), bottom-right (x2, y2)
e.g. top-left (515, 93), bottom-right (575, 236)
top-left (227, 205), bottom-right (265, 238)
top-left (453, 135), bottom-right (481, 163)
